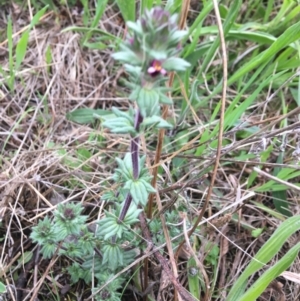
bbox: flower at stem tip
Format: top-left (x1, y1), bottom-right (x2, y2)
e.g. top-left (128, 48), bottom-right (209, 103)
top-left (147, 59), bottom-right (167, 77)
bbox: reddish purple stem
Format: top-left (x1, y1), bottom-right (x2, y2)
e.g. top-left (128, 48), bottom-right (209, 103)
top-left (118, 193), bottom-right (133, 223)
top-left (118, 109), bottom-right (143, 223)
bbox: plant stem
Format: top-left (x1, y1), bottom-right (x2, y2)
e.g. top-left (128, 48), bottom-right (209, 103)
top-left (131, 136), bottom-right (140, 180)
top-left (118, 193), bottom-right (133, 223)
top-left (132, 109), bottom-right (143, 179)
top-left (118, 109), bottom-right (143, 223)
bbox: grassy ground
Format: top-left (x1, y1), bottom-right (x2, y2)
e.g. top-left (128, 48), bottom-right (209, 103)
top-left (1, 0), bottom-right (300, 300)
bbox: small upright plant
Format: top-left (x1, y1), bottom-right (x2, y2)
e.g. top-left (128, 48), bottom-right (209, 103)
top-left (31, 7), bottom-right (190, 301)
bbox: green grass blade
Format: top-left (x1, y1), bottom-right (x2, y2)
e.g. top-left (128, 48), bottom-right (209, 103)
top-left (227, 20), bottom-right (300, 85)
top-left (227, 215), bottom-right (300, 300)
top-left (281, 5), bottom-right (300, 28)
top-left (187, 258), bottom-right (201, 299)
top-left (140, 0), bottom-right (154, 12)
top-left (238, 242), bottom-right (300, 301)
top-left (251, 201), bottom-right (286, 221)
top-left (183, 2), bottom-right (214, 58)
top-left (116, 0), bottom-right (136, 22)
top-left (192, 26), bottom-right (283, 45)
top-left (272, 152), bottom-right (291, 217)
top-left (201, 20), bottom-right (300, 104)
top-left (28, 6), bottom-right (48, 30)
top-left (255, 168), bottom-right (300, 192)
top-left (197, 0), bottom-right (242, 76)
top-left (216, 72), bottom-right (274, 126)
top-left (267, 0), bottom-right (295, 28)
top-left (263, 0), bottom-right (274, 23)
top-left (210, 62), bottom-right (275, 135)
top-left (15, 31), bottom-right (29, 70)
top-left (15, 6), bottom-right (47, 70)
top-left (165, 0), bottom-right (182, 13)
top-left (61, 26), bottom-right (119, 42)
top-left (92, 0), bottom-right (108, 27)
top-left (82, 0), bottom-right (108, 48)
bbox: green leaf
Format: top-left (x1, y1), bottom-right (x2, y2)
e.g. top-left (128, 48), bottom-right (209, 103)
top-left (112, 50), bottom-right (140, 64)
top-left (0, 281), bottom-right (6, 293)
top-left (228, 20), bottom-right (300, 86)
top-left (158, 92), bottom-right (173, 105)
top-left (221, 66), bottom-right (275, 129)
top-left (40, 242), bottom-right (57, 259)
top-left (61, 26), bottom-right (119, 42)
top-left (17, 251), bottom-right (33, 266)
top-left (102, 117), bottom-right (136, 134)
top-left (67, 262), bottom-right (84, 284)
top-left (102, 244), bottom-right (124, 271)
top-left (251, 228), bottom-right (264, 238)
top-left (111, 107), bottom-right (134, 122)
top-left (198, 0), bottom-right (242, 76)
top-left (163, 57), bottom-right (191, 71)
top-left (30, 216), bottom-right (56, 245)
top-left (127, 21), bottom-right (143, 35)
top-left (97, 216), bottom-right (123, 240)
top-left (124, 64), bottom-right (143, 77)
top-left (76, 148), bottom-right (91, 161)
top-left (187, 258), bottom-right (200, 299)
top-left (82, 0), bottom-right (109, 47)
top-left (122, 152), bottom-right (135, 176)
top-left (115, 154), bottom-right (133, 180)
top-left (67, 108), bottom-right (111, 124)
top-left (238, 243), bottom-right (300, 301)
top-left (129, 179), bottom-right (149, 206)
top-left (28, 6), bottom-right (48, 30)
top-left (142, 116), bottom-right (173, 129)
top-left (140, 179), bottom-right (156, 193)
top-left (251, 201), bottom-right (286, 221)
top-left (78, 229), bottom-right (95, 256)
top-left (140, 0), bottom-right (154, 12)
top-left (255, 168), bottom-right (300, 192)
top-left (197, 10), bottom-right (300, 107)
top-left (183, 1), bottom-right (214, 59)
top-left (53, 203), bottom-right (87, 239)
top-left (227, 215), bottom-right (300, 300)
top-left (169, 30), bottom-right (189, 44)
top-left (136, 87), bottom-right (160, 117)
top-left (15, 6), bottom-right (48, 70)
top-left (116, 0), bottom-right (136, 22)
top-left (15, 31), bottom-right (29, 70)
top-left (197, 26), bottom-right (277, 45)
top-left (123, 203), bottom-right (141, 224)
top-left (272, 152), bottom-right (291, 217)
top-left (103, 107), bottom-right (136, 135)
top-left (83, 41), bottom-right (107, 50)
top-left (60, 242), bottom-right (82, 258)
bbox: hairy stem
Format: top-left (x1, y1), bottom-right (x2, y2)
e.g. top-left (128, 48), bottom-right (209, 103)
top-left (118, 193), bottom-right (133, 223)
top-left (118, 109), bottom-right (143, 223)
top-left (131, 109), bottom-right (143, 179)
